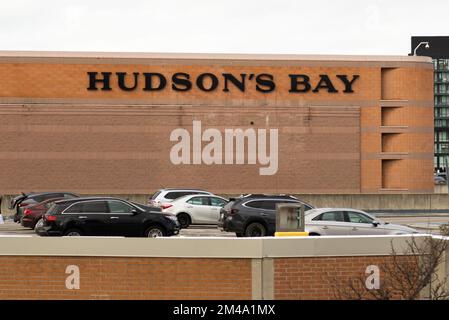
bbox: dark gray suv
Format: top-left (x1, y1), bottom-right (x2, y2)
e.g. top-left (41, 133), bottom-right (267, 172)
top-left (218, 194), bottom-right (314, 237)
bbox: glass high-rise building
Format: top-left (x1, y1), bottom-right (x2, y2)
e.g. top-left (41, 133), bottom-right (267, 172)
top-left (434, 58), bottom-right (449, 170)
top-left (412, 36), bottom-right (449, 171)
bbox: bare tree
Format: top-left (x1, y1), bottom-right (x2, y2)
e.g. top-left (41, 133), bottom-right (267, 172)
top-left (330, 235), bottom-right (449, 300)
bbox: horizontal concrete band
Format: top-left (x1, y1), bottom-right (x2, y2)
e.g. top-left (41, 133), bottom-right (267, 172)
top-left (361, 152), bottom-right (434, 160)
top-left (0, 234), bottom-right (432, 258)
top-left (0, 51), bottom-right (433, 68)
top-left (0, 99), bottom-right (435, 109)
top-left (362, 127), bottom-right (434, 133)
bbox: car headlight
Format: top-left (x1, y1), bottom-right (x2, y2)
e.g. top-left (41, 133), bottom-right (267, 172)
top-left (164, 215), bottom-right (178, 221)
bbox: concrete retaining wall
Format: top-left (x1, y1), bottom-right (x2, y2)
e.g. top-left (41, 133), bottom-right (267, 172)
top-left (0, 235), bottom-right (447, 300)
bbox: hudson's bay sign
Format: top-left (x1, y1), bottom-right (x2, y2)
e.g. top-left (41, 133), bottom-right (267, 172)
top-left (87, 72), bottom-right (360, 94)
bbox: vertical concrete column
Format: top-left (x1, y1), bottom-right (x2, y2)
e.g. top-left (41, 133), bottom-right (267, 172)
top-left (262, 258), bottom-right (274, 300)
top-left (251, 258), bottom-right (274, 300)
top-left (251, 259), bottom-right (262, 300)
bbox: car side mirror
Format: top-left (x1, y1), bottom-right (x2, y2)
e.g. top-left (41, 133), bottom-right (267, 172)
top-left (131, 209), bottom-right (139, 215)
top-left (372, 221), bottom-right (380, 227)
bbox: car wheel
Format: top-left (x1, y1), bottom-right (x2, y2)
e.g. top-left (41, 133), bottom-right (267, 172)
top-left (145, 226), bottom-right (166, 238)
top-left (64, 229), bottom-right (83, 236)
top-left (244, 222), bottom-right (267, 237)
top-left (308, 232), bottom-right (320, 236)
top-left (34, 218), bottom-right (44, 230)
top-left (177, 213), bottom-right (191, 228)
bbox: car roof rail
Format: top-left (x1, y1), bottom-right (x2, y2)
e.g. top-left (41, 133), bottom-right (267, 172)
top-left (243, 193), bottom-right (297, 198)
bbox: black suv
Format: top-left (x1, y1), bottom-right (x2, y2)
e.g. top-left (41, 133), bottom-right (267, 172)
top-left (35, 197), bottom-right (180, 237)
top-left (218, 194), bottom-right (314, 237)
top-left (10, 192), bottom-right (79, 223)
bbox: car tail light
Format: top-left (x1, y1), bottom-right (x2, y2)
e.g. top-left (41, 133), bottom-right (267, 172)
top-left (23, 209), bottom-right (32, 216)
top-left (45, 215), bottom-right (57, 222)
top-left (161, 204), bottom-right (173, 209)
top-left (230, 208), bottom-right (239, 215)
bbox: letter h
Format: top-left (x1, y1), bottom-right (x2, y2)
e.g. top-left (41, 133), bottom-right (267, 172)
top-left (87, 72), bottom-right (112, 91)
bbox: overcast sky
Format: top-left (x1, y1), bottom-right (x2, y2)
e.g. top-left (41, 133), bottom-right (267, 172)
top-left (0, 0), bottom-right (448, 55)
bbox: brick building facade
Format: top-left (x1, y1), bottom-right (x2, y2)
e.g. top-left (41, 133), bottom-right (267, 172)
top-left (0, 52), bottom-right (434, 195)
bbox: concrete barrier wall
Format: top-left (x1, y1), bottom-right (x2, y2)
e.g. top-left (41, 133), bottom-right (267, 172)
top-left (298, 194), bottom-right (449, 210)
top-left (0, 235), bottom-right (446, 300)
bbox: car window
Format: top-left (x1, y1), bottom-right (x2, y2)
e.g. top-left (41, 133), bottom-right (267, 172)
top-left (31, 195), bottom-right (47, 203)
top-left (263, 201), bottom-right (277, 210)
top-left (46, 193), bottom-right (64, 200)
top-left (210, 197), bottom-right (228, 207)
top-left (303, 205), bottom-right (313, 211)
top-left (47, 203), bottom-right (61, 215)
top-left (150, 191), bottom-right (162, 200)
top-left (187, 197), bottom-right (210, 206)
top-left (313, 211), bottom-right (345, 222)
top-left (165, 191), bottom-right (207, 200)
top-left (33, 193), bottom-right (64, 202)
top-left (64, 202), bottom-right (83, 213)
top-left (64, 201), bottom-right (109, 214)
top-left (346, 212), bottom-right (373, 224)
top-left (245, 200), bottom-right (267, 209)
top-left (45, 202), bottom-right (55, 209)
top-left (165, 192), bottom-right (187, 200)
top-left (108, 200), bottom-right (133, 213)
top-left (63, 193), bottom-right (77, 198)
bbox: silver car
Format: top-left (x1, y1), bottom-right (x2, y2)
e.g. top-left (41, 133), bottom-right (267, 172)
top-left (305, 208), bottom-right (419, 236)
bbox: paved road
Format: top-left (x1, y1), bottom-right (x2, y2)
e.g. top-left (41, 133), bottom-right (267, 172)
top-left (0, 220), bottom-right (235, 237)
top-left (1, 215), bottom-right (448, 237)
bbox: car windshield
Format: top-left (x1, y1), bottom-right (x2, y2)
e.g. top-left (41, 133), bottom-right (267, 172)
top-left (222, 200), bottom-right (235, 211)
top-left (131, 201), bottom-right (160, 212)
top-left (150, 191), bottom-right (161, 200)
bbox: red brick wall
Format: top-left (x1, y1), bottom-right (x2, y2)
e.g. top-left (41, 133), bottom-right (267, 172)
top-left (0, 254), bottom-right (418, 300)
top-left (0, 105), bottom-right (361, 195)
top-left (274, 256), bottom-right (404, 300)
top-left (0, 256), bottom-right (251, 300)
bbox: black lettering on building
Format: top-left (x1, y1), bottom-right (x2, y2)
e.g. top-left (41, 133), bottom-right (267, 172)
top-left (289, 74), bottom-right (311, 93)
top-left (196, 73), bottom-right (219, 92)
top-left (143, 73), bottom-right (167, 91)
top-left (336, 75), bottom-right (359, 93)
top-left (172, 73), bottom-right (192, 91)
top-left (223, 73), bottom-right (246, 92)
top-left (87, 72), bottom-right (112, 91)
top-left (312, 75), bottom-right (338, 93)
top-left (116, 72), bottom-right (139, 91)
top-left (256, 74), bottom-right (275, 93)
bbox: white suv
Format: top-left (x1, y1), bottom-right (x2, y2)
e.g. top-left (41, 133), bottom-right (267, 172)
top-left (161, 194), bottom-right (229, 228)
top-left (148, 189), bottom-right (213, 207)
